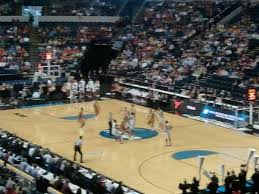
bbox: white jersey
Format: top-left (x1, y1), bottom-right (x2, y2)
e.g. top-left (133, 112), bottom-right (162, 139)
top-left (72, 82), bottom-right (78, 93)
top-left (158, 110), bottom-right (164, 119)
top-left (153, 92), bottom-right (159, 101)
top-left (164, 123), bottom-right (172, 132)
top-left (92, 85), bottom-right (96, 92)
top-left (164, 123), bottom-right (172, 138)
top-left (94, 82), bottom-right (100, 91)
top-left (85, 84), bottom-right (91, 92)
top-left (67, 82), bottom-right (72, 91)
top-left (88, 80), bottom-right (94, 90)
top-left (111, 121), bottom-right (120, 136)
top-left (128, 114), bottom-right (135, 130)
top-left (79, 80), bottom-right (86, 92)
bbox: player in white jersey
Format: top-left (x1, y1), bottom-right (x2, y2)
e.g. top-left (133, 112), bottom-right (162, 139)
top-left (85, 83), bottom-right (91, 99)
top-left (164, 120), bottom-right (172, 146)
top-left (72, 80), bottom-right (79, 93)
top-left (91, 83), bottom-right (97, 99)
top-left (66, 81), bottom-right (71, 99)
top-left (70, 80), bottom-right (79, 103)
top-left (111, 120), bottom-right (119, 136)
top-left (128, 112), bottom-right (135, 132)
top-left (88, 79), bottom-right (95, 98)
top-left (111, 119), bottom-right (123, 143)
top-left (120, 117), bottom-right (133, 141)
top-left (130, 104), bottom-right (136, 117)
top-left (94, 80), bottom-right (100, 98)
top-left (78, 78), bottom-right (86, 101)
top-left (157, 107), bottom-right (165, 131)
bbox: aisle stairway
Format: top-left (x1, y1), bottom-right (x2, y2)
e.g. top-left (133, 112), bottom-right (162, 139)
top-left (28, 28), bottom-right (41, 74)
top-left (118, 0), bottom-right (145, 20)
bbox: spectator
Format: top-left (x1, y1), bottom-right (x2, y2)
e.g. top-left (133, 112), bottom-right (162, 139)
top-left (251, 167), bottom-right (259, 194)
top-left (207, 175), bottom-right (219, 194)
top-left (190, 177), bottom-right (199, 194)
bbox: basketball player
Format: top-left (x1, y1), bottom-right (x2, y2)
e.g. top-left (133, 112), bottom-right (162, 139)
top-left (130, 104), bottom-right (136, 116)
top-left (78, 108), bottom-right (85, 136)
top-left (147, 108), bottom-right (155, 131)
top-left (164, 120), bottom-right (172, 146)
top-left (120, 117), bottom-right (133, 138)
top-left (78, 108), bottom-right (85, 128)
top-left (130, 103), bottom-right (136, 121)
top-left (108, 112), bottom-right (113, 135)
top-left (157, 107), bottom-right (165, 131)
top-left (111, 119), bottom-right (123, 143)
top-left (93, 101), bottom-right (100, 120)
top-left (91, 81), bottom-right (97, 99)
top-left (78, 78), bottom-right (86, 102)
top-left (94, 80), bottom-right (100, 98)
top-left (123, 107), bottom-right (130, 120)
top-left (85, 81), bottom-right (91, 99)
top-left (70, 80), bottom-right (78, 103)
top-left (74, 136), bottom-right (83, 163)
top-left (88, 78), bottom-right (95, 99)
top-left (128, 112), bottom-right (135, 132)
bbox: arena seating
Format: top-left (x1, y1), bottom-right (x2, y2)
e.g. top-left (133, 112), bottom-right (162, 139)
top-left (43, 0), bottom-right (123, 16)
top-left (0, 161), bottom-right (39, 194)
top-left (0, 1), bottom-right (18, 16)
top-left (0, 23), bottom-right (31, 75)
top-left (37, 23), bottom-right (116, 75)
top-left (1, 1), bottom-right (259, 194)
top-left (108, 1), bottom-right (259, 104)
top-left (0, 129), bottom-right (140, 194)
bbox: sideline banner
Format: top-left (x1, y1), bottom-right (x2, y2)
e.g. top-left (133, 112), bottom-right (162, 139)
top-left (200, 105), bottom-right (248, 125)
top-left (172, 99), bottom-right (204, 116)
top-left (172, 99), bottom-right (248, 126)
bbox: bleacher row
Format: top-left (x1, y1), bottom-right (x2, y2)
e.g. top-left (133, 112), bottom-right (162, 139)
top-left (108, 2), bottom-right (259, 105)
top-left (1, 1), bottom-right (255, 106)
top-left (0, 0), bottom-right (124, 16)
top-left (0, 129), bottom-right (141, 194)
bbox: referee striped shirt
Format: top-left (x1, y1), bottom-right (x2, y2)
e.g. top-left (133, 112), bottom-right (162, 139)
top-left (75, 139), bottom-right (83, 147)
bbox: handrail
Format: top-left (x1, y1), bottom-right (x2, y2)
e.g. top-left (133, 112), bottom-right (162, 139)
top-left (105, 74), bottom-right (245, 109)
top-left (0, 16), bottom-right (120, 23)
top-left (47, 187), bottom-right (63, 194)
top-left (0, 159), bottom-right (35, 182)
top-left (0, 159), bottom-right (67, 194)
top-left (1, 131), bottom-right (143, 194)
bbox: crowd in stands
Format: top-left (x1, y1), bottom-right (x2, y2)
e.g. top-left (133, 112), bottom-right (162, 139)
top-left (0, 0), bottom-right (123, 16)
top-left (108, 1), bottom-right (259, 104)
top-left (0, 129), bottom-right (138, 194)
top-left (0, 164), bottom-right (35, 194)
top-left (44, 0), bottom-right (122, 16)
top-left (0, 1), bottom-right (18, 16)
top-left (37, 24), bottom-right (115, 75)
top-left (0, 24), bottom-right (31, 75)
top-left (1, 1), bottom-right (259, 194)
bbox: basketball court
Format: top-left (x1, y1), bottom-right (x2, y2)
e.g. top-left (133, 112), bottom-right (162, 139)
top-left (1, 99), bottom-right (259, 194)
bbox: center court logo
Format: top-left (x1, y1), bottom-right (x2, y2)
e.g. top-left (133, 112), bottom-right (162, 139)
top-left (99, 128), bottom-right (158, 141)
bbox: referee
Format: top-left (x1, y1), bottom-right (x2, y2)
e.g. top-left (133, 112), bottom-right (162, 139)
top-left (74, 136), bottom-right (83, 163)
top-left (108, 112), bottom-right (112, 135)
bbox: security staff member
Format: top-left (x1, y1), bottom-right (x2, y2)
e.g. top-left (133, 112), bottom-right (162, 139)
top-left (74, 136), bottom-right (83, 163)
